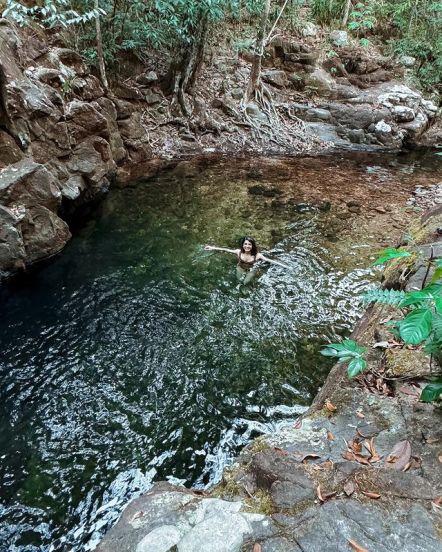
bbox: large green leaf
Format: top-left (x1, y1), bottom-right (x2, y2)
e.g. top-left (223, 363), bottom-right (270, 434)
top-left (320, 339), bottom-right (365, 359)
top-left (341, 339), bottom-right (366, 355)
top-left (431, 260), bottom-right (442, 283)
top-left (423, 283), bottom-right (442, 297)
top-left (399, 290), bottom-right (430, 308)
top-left (347, 357), bottom-right (367, 378)
top-left (398, 308), bottom-right (433, 344)
top-left (435, 297), bottom-right (442, 314)
top-left (420, 380), bottom-right (442, 402)
top-left (373, 248), bottom-right (411, 266)
top-left (399, 284), bottom-right (442, 308)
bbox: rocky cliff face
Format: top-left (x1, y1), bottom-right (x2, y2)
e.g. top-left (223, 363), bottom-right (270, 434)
top-left (0, 20), bottom-right (440, 280)
top-left (0, 21), bottom-right (149, 279)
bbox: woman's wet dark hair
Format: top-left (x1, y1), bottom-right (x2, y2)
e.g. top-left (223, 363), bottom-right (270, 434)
top-left (240, 236), bottom-right (258, 256)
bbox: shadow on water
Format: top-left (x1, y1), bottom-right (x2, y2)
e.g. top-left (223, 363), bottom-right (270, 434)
top-left (0, 151), bottom-right (441, 551)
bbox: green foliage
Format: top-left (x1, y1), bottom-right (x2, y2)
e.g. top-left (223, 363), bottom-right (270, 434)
top-left (311, 0), bottom-right (346, 24)
top-left (369, 283), bottom-right (442, 347)
top-left (397, 308), bottom-right (433, 345)
top-left (363, 288), bottom-right (406, 306)
top-left (2, 0), bottom-right (105, 28)
top-left (309, 0), bottom-right (442, 92)
top-left (348, 2), bottom-right (377, 33)
top-left (431, 259), bottom-right (442, 283)
top-left (420, 378), bottom-right (442, 402)
top-left (373, 247), bottom-right (411, 266)
top-left (320, 339), bottom-right (368, 378)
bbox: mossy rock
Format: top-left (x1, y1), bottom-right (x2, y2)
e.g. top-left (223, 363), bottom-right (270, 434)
top-left (384, 347), bottom-right (431, 377)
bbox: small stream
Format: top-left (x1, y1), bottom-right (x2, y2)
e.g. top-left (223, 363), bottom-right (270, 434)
top-left (0, 152), bottom-right (440, 551)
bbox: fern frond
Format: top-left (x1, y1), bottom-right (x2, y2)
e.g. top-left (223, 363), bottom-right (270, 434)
top-left (362, 288), bottom-right (406, 305)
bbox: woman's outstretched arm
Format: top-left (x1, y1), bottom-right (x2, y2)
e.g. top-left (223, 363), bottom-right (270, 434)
top-left (257, 253), bottom-right (289, 268)
top-left (205, 245), bottom-right (239, 255)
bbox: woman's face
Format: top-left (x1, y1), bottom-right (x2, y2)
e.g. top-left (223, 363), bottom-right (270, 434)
top-left (243, 240), bottom-right (253, 252)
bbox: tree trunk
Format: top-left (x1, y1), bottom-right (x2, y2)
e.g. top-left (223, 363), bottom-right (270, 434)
top-left (169, 12), bottom-right (208, 116)
top-left (245, 0), bottom-right (271, 102)
top-left (342, 0), bottom-right (352, 27)
top-left (95, 0), bottom-right (109, 91)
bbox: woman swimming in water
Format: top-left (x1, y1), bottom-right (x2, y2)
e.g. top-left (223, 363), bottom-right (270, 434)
top-left (205, 236), bottom-right (286, 284)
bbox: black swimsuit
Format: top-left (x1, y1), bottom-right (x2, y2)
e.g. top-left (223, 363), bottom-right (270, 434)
top-left (237, 252), bottom-right (256, 270)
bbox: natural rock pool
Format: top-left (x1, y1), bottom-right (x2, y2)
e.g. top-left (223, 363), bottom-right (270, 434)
top-left (0, 152), bottom-right (440, 551)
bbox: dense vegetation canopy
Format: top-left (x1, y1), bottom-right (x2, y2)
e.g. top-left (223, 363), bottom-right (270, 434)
top-left (2, 0), bottom-right (441, 95)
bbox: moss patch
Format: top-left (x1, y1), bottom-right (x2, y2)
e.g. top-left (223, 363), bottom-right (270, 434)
top-left (211, 465), bottom-right (244, 499)
top-left (385, 347), bottom-right (431, 377)
top-left (242, 489), bottom-right (274, 515)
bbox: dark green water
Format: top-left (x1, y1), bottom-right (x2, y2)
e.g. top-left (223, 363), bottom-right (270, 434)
top-left (0, 153), bottom-right (439, 551)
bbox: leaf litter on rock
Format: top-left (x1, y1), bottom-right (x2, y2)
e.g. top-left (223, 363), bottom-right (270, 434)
top-left (343, 480), bottom-right (355, 496)
top-left (342, 435), bottom-right (382, 465)
top-left (294, 452), bottom-right (321, 463)
top-left (361, 490), bottom-right (381, 499)
top-left (325, 399), bottom-right (337, 413)
top-left (316, 484), bottom-right (337, 503)
top-left (432, 496), bottom-right (442, 513)
top-left (385, 440), bottom-right (411, 471)
top-left (348, 539), bottom-right (368, 552)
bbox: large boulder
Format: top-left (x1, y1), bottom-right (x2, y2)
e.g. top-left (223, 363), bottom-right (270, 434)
top-left (0, 204), bottom-right (26, 270)
top-left (0, 159), bottom-right (61, 210)
top-left (65, 136), bottom-right (115, 187)
top-left (305, 68), bottom-right (336, 96)
top-left (96, 97), bottom-right (127, 163)
top-left (20, 205), bottom-right (71, 264)
top-left (262, 70), bottom-right (289, 88)
top-left (329, 30), bottom-right (349, 47)
top-left (65, 100), bottom-right (109, 143)
top-left (0, 130), bottom-right (24, 167)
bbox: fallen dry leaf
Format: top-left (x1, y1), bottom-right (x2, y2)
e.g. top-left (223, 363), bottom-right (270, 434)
top-left (253, 544), bottom-right (262, 552)
top-left (356, 429), bottom-right (367, 439)
top-left (296, 452), bottom-right (321, 463)
top-left (350, 440), bottom-right (363, 454)
top-left (325, 399), bottom-right (337, 413)
top-left (439, 456), bottom-right (442, 463)
top-left (317, 484), bottom-right (324, 502)
top-left (347, 538), bottom-right (368, 552)
top-left (353, 454), bottom-right (370, 465)
top-left (321, 459), bottom-right (334, 470)
top-left (327, 430), bottom-right (335, 441)
top-left (425, 437), bottom-right (440, 444)
top-left (273, 447), bottom-right (288, 456)
top-left (399, 386), bottom-right (420, 398)
top-left (361, 490), bottom-right (381, 499)
top-left (364, 438), bottom-right (382, 463)
top-left (385, 440), bottom-right (411, 471)
top-left (432, 497), bottom-right (442, 512)
top-left (344, 480), bottom-right (355, 496)
top-left (342, 451), bottom-right (370, 465)
top-left (342, 451), bottom-right (356, 461)
top-left (294, 418), bottom-right (302, 429)
top-left (356, 411), bottom-right (365, 418)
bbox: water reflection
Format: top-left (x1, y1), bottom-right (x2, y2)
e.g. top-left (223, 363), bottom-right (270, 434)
top-left (0, 152), bottom-right (440, 551)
